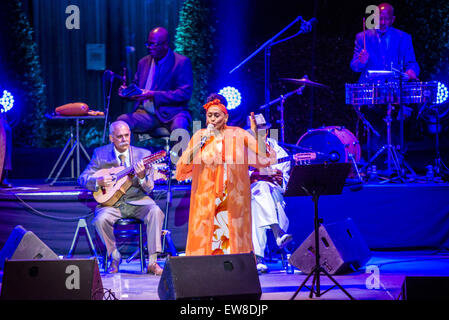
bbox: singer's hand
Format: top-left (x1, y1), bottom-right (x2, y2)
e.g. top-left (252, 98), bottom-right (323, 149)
top-left (205, 125), bottom-right (214, 139)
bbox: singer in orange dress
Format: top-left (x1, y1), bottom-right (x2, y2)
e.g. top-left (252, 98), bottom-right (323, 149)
top-left (175, 97), bottom-right (276, 256)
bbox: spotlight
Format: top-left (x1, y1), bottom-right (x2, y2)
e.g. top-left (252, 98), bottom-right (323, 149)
top-left (218, 86), bottom-right (242, 110)
top-left (435, 82), bottom-right (448, 105)
top-left (0, 90), bottom-right (14, 113)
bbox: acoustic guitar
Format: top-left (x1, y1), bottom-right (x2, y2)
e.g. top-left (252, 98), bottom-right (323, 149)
top-left (92, 150), bottom-right (166, 206)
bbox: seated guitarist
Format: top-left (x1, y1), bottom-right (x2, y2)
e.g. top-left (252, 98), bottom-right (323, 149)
top-left (248, 114), bottom-right (293, 273)
top-left (78, 120), bottom-right (164, 275)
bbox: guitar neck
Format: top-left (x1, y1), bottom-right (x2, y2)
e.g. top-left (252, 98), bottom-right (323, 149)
top-left (115, 166), bottom-right (134, 180)
top-left (277, 155), bottom-right (293, 164)
top-left (114, 151), bottom-right (166, 180)
top-left (277, 152), bottom-right (317, 165)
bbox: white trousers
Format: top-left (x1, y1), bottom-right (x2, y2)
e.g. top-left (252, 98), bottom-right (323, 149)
top-left (251, 181), bottom-right (289, 258)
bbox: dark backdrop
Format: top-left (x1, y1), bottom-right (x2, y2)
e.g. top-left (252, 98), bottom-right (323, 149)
top-left (2, 0), bottom-right (449, 178)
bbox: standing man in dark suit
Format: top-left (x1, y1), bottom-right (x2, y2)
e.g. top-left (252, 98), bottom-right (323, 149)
top-left (118, 27), bottom-right (193, 133)
top-left (79, 120), bottom-right (165, 275)
top-left (350, 3), bottom-right (420, 82)
top-left (350, 3), bottom-right (420, 159)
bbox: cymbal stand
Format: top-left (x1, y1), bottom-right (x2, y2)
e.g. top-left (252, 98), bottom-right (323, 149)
top-left (260, 86), bottom-right (305, 144)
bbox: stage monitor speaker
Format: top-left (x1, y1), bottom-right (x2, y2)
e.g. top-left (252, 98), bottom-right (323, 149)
top-left (289, 218), bottom-right (371, 275)
top-left (401, 276), bottom-right (449, 300)
top-left (0, 225), bottom-right (59, 269)
top-left (0, 259), bottom-right (103, 300)
top-left (158, 253), bottom-right (262, 300)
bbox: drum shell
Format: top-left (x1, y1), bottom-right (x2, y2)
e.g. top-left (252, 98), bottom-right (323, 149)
top-left (296, 126), bottom-right (361, 164)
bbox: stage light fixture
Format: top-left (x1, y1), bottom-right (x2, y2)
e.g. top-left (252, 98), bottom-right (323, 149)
top-left (218, 86), bottom-right (242, 110)
top-left (0, 90), bottom-right (14, 113)
top-left (435, 82), bottom-right (448, 105)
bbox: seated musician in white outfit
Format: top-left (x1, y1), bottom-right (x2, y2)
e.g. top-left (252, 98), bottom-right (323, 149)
top-left (248, 114), bottom-right (292, 273)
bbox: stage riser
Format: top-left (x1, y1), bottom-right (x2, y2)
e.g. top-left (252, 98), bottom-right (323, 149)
top-left (0, 187), bottom-right (190, 256)
top-left (286, 184), bottom-right (449, 250)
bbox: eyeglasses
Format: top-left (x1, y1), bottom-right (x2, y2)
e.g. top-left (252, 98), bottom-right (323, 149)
top-left (144, 41), bottom-right (166, 48)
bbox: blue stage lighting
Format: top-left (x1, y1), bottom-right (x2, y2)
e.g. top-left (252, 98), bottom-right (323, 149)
top-left (436, 82), bottom-right (448, 104)
top-left (219, 86), bottom-right (242, 110)
top-left (0, 90), bottom-right (14, 113)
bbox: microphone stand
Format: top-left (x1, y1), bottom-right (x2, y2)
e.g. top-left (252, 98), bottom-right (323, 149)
top-left (102, 73), bottom-right (114, 143)
top-left (229, 16), bottom-right (314, 120)
top-left (102, 69), bottom-right (126, 143)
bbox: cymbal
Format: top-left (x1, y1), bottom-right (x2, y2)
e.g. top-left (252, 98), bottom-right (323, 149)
top-left (280, 77), bottom-right (330, 89)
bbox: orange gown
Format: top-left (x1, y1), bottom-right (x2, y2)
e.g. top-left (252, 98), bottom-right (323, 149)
top-left (175, 126), bottom-right (275, 256)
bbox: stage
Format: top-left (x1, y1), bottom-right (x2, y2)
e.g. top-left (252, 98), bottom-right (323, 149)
top-left (1, 178), bottom-right (449, 255)
top-left (1, 249), bottom-right (449, 301)
top-left (81, 250), bottom-right (449, 300)
top-left (0, 178), bottom-right (449, 300)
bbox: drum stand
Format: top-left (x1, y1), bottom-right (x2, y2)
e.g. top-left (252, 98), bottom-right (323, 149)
top-left (424, 105), bottom-right (449, 179)
top-left (364, 103), bottom-right (405, 182)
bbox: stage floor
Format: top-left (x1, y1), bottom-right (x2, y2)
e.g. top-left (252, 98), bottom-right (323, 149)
top-left (1, 179), bottom-right (449, 302)
top-left (2, 250), bottom-right (446, 300)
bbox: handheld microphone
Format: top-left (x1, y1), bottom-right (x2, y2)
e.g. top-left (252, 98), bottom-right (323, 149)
top-left (104, 70), bottom-right (125, 82)
top-left (200, 124), bottom-right (215, 148)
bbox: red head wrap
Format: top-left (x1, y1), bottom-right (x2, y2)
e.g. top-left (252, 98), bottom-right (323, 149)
top-left (203, 99), bottom-right (228, 114)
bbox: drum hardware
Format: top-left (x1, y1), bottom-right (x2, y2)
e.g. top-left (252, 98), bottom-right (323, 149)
top-left (417, 103), bottom-right (449, 181)
top-left (280, 77), bottom-right (331, 90)
top-left (351, 104), bottom-right (380, 161)
top-left (346, 76), bottom-right (438, 182)
top-left (258, 76), bottom-right (329, 144)
top-left (361, 103), bottom-right (406, 182)
top-left (259, 84), bottom-right (306, 144)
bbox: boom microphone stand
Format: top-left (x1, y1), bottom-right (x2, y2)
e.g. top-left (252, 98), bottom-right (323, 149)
top-left (229, 16), bottom-right (316, 120)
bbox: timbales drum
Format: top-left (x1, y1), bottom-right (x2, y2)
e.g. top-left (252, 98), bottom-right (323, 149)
top-left (345, 83), bottom-right (398, 105)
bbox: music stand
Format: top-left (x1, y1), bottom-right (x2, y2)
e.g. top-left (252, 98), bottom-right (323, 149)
top-left (285, 162), bottom-right (355, 300)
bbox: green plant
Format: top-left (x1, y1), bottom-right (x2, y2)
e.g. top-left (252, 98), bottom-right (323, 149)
top-left (0, 0), bottom-right (48, 147)
top-left (174, 0), bottom-right (216, 124)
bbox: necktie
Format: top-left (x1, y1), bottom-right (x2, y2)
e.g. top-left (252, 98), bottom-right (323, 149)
top-left (143, 60), bottom-right (156, 114)
top-left (119, 154), bottom-right (126, 167)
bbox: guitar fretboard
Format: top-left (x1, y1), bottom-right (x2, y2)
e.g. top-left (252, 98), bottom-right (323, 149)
top-left (113, 151), bottom-right (166, 180)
